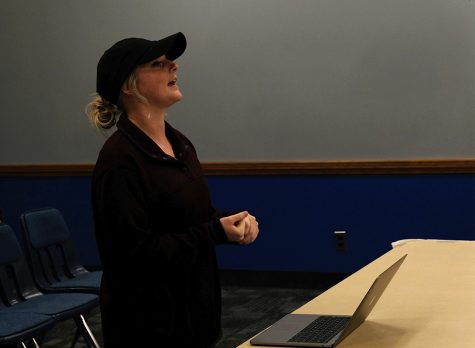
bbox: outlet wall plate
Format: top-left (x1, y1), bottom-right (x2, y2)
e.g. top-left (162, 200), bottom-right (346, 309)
top-left (334, 231), bottom-right (347, 251)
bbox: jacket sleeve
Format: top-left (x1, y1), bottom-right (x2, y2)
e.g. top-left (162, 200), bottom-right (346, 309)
top-left (93, 167), bottom-right (228, 269)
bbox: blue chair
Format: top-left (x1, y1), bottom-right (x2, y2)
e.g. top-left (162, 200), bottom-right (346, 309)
top-left (20, 208), bottom-right (101, 294)
top-left (0, 307), bottom-right (55, 347)
top-left (0, 224), bottom-right (100, 348)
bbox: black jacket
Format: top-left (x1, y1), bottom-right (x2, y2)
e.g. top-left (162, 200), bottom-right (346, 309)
top-left (91, 116), bottom-right (228, 347)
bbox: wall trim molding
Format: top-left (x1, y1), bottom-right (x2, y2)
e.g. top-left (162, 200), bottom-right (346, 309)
top-left (0, 159), bottom-right (474, 176)
top-left (202, 159), bottom-right (475, 175)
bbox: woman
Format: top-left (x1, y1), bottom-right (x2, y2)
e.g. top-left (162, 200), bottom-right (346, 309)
top-left (87, 32), bottom-right (259, 347)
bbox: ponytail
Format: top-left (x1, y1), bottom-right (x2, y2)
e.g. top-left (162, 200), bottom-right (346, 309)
top-left (85, 94), bottom-right (122, 130)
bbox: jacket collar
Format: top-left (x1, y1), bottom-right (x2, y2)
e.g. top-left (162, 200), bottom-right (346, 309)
top-left (116, 115), bottom-right (184, 162)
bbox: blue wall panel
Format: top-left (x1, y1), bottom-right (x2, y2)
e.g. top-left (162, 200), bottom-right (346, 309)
top-left (210, 175), bottom-right (474, 273)
top-left (1, 174), bottom-right (473, 273)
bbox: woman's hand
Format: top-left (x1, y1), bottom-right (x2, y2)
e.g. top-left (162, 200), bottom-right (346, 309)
top-left (240, 214), bottom-right (259, 245)
top-left (220, 211), bottom-right (249, 242)
top-left (220, 211), bottom-right (259, 244)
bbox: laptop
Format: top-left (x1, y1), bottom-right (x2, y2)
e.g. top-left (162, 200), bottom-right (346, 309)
top-left (250, 254), bottom-right (407, 347)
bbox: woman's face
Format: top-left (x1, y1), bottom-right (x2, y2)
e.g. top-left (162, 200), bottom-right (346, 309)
top-left (134, 55), bottom-right (182, 108)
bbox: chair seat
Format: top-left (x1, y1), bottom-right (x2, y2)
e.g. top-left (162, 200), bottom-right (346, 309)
top-left (10, 293), bottom-right (99, 318)
top-left (49, 271), bottom-right (102, 291)
top-left (0, 310), bottom-right (55, 343)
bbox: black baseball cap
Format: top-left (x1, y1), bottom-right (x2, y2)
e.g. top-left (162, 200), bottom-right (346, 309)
top-left (96, 32), bottom-right (186, 105)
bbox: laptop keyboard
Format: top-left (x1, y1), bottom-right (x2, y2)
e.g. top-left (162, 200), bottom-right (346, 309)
top-left (288, 316), bottom-right (351, 343)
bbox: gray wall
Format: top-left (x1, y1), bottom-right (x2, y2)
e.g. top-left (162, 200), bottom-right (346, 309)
top-left (1, 0), bottom-right (473, 163)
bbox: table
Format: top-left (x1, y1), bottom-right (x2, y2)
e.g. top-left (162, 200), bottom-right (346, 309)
top-left (238, 240), bottom-right (475, 347)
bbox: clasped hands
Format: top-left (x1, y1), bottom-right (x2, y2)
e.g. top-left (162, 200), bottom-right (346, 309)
top-left (220, 211), bottom-right (259, 245)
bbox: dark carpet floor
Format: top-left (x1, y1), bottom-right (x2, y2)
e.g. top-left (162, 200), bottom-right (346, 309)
top-left (39, 286), bottom-right (322, 348)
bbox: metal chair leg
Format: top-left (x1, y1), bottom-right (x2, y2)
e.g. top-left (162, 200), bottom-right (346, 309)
top-left (73, 315), bottom-right (100, 348)
top-left (19, 338), bottom-right (43, 348)
top-left (18, 338), bottom-right (41, 348)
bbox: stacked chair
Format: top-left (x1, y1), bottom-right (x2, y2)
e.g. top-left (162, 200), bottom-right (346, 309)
top-left (20, 208), bottom-right (101, 295)
top-left (0, 224), bottom-right (100, 347)
top-left (0, 207), bottom-right (101, 348)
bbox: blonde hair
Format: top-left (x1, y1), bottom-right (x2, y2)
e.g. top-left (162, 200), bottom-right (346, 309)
top-left (86, 71), bottom-right (148, 130)
top-left (85, 94), bottom-right (122, 130)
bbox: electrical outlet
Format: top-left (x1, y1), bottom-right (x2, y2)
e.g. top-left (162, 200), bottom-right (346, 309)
top-left (334, 231), bottom-right (347, 251)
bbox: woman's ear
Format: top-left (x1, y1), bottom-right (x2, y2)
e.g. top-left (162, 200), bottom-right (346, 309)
top-left (121, 85), bottom-right (133, 96)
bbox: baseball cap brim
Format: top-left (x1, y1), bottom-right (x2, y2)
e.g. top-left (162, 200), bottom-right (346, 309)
top-left (139, 32), bottom-right (187, 64)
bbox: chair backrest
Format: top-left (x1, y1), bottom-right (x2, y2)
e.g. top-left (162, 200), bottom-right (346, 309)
top-left (0, 224), bottom-right (40, 305)
top-left (21, 208), bottom-right (87, 290)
